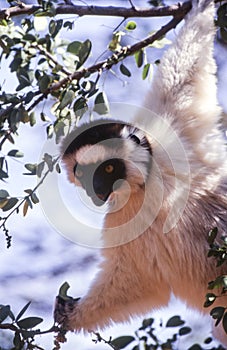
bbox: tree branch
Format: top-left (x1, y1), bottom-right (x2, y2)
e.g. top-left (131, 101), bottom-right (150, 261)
top-left (0, 1), bottom-right (192, 20)
top-left (0, 322), bottom-right (60, 335)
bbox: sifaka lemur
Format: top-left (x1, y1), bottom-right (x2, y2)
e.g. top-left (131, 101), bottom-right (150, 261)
top-left (55, 0), bottom-right (227, 344)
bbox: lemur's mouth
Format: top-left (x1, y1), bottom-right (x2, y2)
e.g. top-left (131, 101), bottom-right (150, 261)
top-left (91, 192), bottom-right (111, 206)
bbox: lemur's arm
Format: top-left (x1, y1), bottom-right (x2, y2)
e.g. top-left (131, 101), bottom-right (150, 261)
top-left (55, 244), bottom-right (171, 332)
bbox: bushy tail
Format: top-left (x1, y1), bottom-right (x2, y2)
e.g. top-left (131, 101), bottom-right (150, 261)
top-left (145, 0), bottom-right (223, 159)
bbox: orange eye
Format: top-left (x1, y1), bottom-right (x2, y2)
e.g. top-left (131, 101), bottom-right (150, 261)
top-left (75, 168), bottom-right (83, 178)
top-left (105, 164), bottom-right (114, 174)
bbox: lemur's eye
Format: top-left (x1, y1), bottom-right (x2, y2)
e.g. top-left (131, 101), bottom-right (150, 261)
top-left (105, 164), bottom-right (114, 174)
top-left (75, 168), bottom-right (83, 178)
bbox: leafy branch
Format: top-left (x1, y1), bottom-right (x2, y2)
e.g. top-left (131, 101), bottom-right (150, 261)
top-left (27, 12), bottom-right (188, 112)
top-left (204, 228), bottom-right (227, 335)
top-left (0, 301), bottom-right (61, 350)
top-left (0, 154), bottom-right (60, 248)
top-left (91, 316), bottom-right (222, 350)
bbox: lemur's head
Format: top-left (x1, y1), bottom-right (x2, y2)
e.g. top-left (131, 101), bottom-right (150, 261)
top-left (61, 119), bottom-right (152, 207)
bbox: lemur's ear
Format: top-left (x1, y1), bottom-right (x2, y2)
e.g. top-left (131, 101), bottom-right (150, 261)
top-left (129, 134), bottom-right (141, 145)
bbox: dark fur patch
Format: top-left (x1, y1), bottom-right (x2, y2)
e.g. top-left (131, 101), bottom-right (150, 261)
top-left (61, 119), bottom-right (152, 157)
top-left (61, 119), bottom-right (125, 156)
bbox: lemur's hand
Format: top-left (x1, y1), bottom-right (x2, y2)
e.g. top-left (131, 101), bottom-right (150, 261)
top-left (54, 282), bottom-right (80, 330)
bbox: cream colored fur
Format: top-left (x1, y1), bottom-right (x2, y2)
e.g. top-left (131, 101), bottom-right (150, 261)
top-left (60, 0), bottom-right (227, 344)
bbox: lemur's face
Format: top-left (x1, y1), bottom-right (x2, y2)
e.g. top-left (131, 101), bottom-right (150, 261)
top-left (74, 157), bottom-right (126, 206)
top-left (61, 120), bottom-right (152, 207)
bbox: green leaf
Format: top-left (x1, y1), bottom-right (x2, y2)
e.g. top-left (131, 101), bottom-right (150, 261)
top-left (208, 275), bottom-right (225, 290)
top-left (73, 97), bottom-right (88, 117)
top-left (63, 21), bottom-right (74, 30)
top-left (93, 92), bottom-right (109, 115)
top-left (120, 63), bottom-right (131, 77)
top-left (24, 163), bottom-right (37, 175)
top-left (49, 19), bottom-right (63, 38)
top-left (142, 63), bottom-right (150, 80)
top-left (2, 197), bottom-right (19, 212)
top-left (59, 281), bottom-right (71, 299)
top-left (0, 157), bottom-right (5, 169)
top-left (79, 39), bottom-right (92, 66)
top-left (207, 227), bottom-right (218, 245)
top-left (0, 189), bottom-right (9, 199)
top-left (40, 112), bottom-right (51, 122)
top-left (54, 121), bottom-right (65, 143)
top-left (31, 193), bottom-right (39, 204)
top-left (43, 153), bottom-right (53, 171)
top-left (24, 189), bottom-right (33, 195)
top-left (166, 316), bottom-right (185, 327)
top-left (67, 41), bottom-right (82, 55)
top-left (59, 89), bottom-right (74, 110)
top-left (132, 346), bottom-right (139, 350)
top-left (24, 91), bottom-right (34, 104)
top-left (81, 81), bottom-right (98, 98)
top-left (10, 56), bottom-right (22, 73)
top-left (47, 124), bottom-right (54, 139)
top-left (188, 345), bottom-right (202, 350)
top-left (0, 305), bottom-right (11, 323)
top-left (37, 161), bottom-right (45, 178)
top-left (210, 306), bottom-right (225, 326)
top-left (55, 163), bottom-right (61, 174)
top-left (217, 3), bottom-right (227, 28)
top-left (222, 311), bottom-right (227, 334)
top-left (17, 316), bottom-right (43, 330)
top-left (179, 326), bottom-right (191, 336)
top-left (141, 318), bottom-right (154, 329)
top-left (0, 19), bottom-right (8, 26)
top-left (134, 50), bottom-right (144, 68)
top-left (23, 34), bottom-right (36, 42)
top-left (204, 337), bottom-right (213, 344)
top-left (110, 336), bottom-right (135, 349)
top-left (16, 70), bottom-right (32, 91)
top-left (29, 112), bottom-right (36, 127)
top-left (204, 293), bottom-right (216, 307)
top-left (38, 74), bottom-right (52, 93)
top-left (19, 109), bottom-right (30, 124)
top-left (6, 133), bottom-right (14, 144)
top-left (125, 21), bottom-right (137, 31)
top-left (7, 149), bottom-right (24, 158)
top-left (0, 198), bottom-right (8, 209)
top-left (13, 332), bottom-right (22, 348)
top-left (0, 168), bottom-right (8, 180)
top-left (16, 301), bottom-right (31, 322)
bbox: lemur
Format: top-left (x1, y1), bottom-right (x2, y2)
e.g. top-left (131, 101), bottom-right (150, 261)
top-left (55, 0), bottom-right (227, 344)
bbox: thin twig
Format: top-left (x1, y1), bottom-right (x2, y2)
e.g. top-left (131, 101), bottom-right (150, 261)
top-left (32, 44), bottom-right (72, 76)
top-left (93, 332), bottom-right (119, 350)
